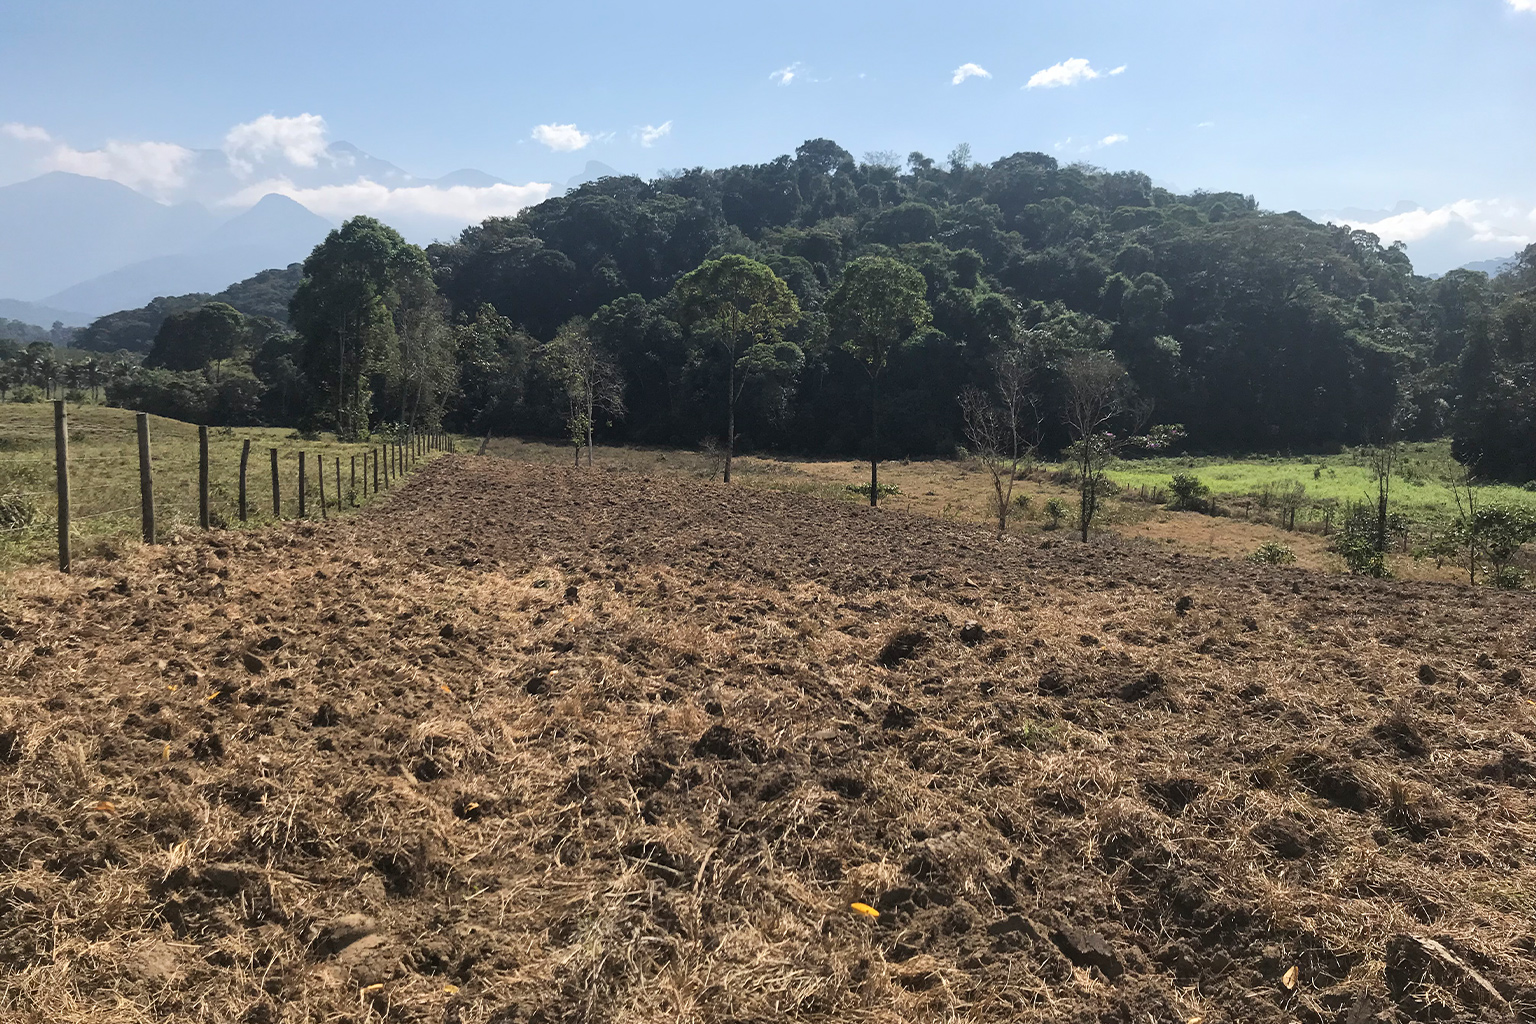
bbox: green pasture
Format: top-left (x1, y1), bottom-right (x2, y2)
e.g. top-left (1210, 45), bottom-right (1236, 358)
top-left (1102, 441), bottom-right (1536, 523)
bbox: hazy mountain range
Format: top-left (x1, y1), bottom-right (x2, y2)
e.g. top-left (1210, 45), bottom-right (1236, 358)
top-left (0, 138), bottom-right (621, 329)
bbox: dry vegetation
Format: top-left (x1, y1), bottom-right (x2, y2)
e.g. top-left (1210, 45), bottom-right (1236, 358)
top-left (2, 456), bottom-right (1534, 1023)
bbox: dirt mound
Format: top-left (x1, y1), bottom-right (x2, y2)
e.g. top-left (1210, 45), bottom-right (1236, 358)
top-left (2, 457), bottom-right (1534, 1023)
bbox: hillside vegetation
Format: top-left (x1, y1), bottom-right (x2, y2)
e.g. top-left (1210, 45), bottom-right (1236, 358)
top-left (5, 141), bottom-right (1532, 484)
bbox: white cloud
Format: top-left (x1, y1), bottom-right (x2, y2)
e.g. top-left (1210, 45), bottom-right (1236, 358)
top-left (638, 121), bottom-right (673, 147)
top-left (769, 63), bottom-right (802, 86)
top-left (1510, 0), bottom-right (1536, 12)
top-left (531, 123), bottom-right (593, 152)
top-left (1334, 199), bottom-right (1534, 247)
top-left (45, 139), bottom-right (195, 196)
top-left (951, 62), bottom-right (992, 85)
top-left (1195, 121), bottom-right (1216, 129)
top-left (224, 113), bottom-right (330, 174)
top-left (1053, 134), bottom-right (1130, 155)
top-left (224, 176), bottom-right (554, 226)
top-left (1, 122), bottom-right (52, 143)
top-left (1026, 57), bottom-right (1118, 89)
top-left (1109, 65), bottom-right (1128, 76)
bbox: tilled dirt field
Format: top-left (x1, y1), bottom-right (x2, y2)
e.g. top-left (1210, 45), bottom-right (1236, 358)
top-left (3, 456), bottom-right (1535, 1023)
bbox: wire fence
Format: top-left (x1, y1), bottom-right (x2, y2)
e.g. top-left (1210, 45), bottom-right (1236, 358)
top-left (0, 402), bottom-right (457, 571)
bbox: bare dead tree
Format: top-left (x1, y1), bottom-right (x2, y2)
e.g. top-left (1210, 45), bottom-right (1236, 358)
top-left (959, 343), bottom-right (1039, 537)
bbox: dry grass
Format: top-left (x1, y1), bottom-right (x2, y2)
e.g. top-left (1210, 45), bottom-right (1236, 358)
top-left (1, 457), bottom-right (1534, 1022)
top-left (0, 403), bottom-right (461, 569)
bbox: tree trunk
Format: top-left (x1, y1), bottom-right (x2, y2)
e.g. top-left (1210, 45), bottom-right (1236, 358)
top-left (869, 371), bottom-right (879, 507)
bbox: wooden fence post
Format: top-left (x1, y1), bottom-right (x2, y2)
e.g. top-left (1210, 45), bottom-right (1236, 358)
top-left (270, 448), bottom-right (280, 517)
top-left (298, 451), bottom-right (307, 518)
top-left (334, 457), bottom-right (341, 514)
top-left (238, 438), bottom-right (250, 523)
top-left (317, 451), bottom-right (327, 519)
top-left (137, 413), bottom-right (155, 544)
top-left (198, 425), bottom-right (210, 530)
top-left (54, 400), bottom-right (70, 573)
top-left (372, 448), bottom-right (380, 492)
top-left (350, 455), bottom-right (357, 504)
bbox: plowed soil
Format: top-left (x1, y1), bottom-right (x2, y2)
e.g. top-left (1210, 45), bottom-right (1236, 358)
top-left (3, 456), bottom-right (1535, 1024)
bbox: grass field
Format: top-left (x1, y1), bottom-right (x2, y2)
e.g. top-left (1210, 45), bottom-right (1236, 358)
top-left (0, 403), bottom-right (460, 569)
top-left (1102, 441), bottom-right (1536, 524)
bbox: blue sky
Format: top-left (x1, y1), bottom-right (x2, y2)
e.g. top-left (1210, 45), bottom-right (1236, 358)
top-left (2, 0), bottom-right (1533, 272)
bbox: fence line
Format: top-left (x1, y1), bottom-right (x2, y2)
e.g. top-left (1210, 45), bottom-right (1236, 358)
top-left (0, 405), bottom-right (456, 571)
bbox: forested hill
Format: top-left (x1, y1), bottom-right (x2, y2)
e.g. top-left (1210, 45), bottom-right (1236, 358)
top-left (424, 140), bottom-right (1528, 459)
top-left (24, 140), bottom-right (1536, 478)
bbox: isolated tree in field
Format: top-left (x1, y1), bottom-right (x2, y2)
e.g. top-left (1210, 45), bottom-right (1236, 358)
top-left (827, 255), bottom-right (932, 506)
top-left (673, 255), bottom-right (802, 483)
top-left (1062, 351), bottom-right (1130, 542)
top-left (545, 317), bottom-right (625, 467)
top-left (959, 332), bottom-right (1038, 536)
top-left (1365, 442), bottom-right (1399, 555)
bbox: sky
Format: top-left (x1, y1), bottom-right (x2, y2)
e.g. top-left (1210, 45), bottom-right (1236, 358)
top-left (1, 0), bottom-right (1534, 273)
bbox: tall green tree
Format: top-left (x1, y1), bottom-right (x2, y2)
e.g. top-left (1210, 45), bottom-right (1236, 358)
top-left (290, 216), bottom-right (444, 438)
top-left (146, 302), bottom-right (248, 378)
top-left (826, 255), bottom-right (932, 505)
top-left (672, 255), bottom-right (802, 482)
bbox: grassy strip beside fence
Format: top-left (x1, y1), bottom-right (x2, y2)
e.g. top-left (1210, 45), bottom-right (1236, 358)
top-left (0, 403), bottom-right (459, 571)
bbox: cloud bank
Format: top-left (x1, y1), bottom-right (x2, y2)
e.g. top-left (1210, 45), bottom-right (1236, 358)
top-left (225, 176), bottom-right (553, 227)
top-left (1334, 199), bottom-right (1534, 248)
top-left (1510, 0), bottom-right (1536, 12)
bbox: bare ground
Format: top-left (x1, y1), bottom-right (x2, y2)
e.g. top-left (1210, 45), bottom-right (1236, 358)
top-left (2, 456), bottom-right (1534, 1023)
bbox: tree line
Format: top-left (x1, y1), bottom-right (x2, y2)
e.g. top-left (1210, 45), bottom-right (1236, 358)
top-left (6, 139), bottom-right (1535, 485)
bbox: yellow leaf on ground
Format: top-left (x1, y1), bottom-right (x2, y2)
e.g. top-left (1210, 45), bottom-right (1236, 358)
top-left (1282, 965), bottom-right (1300, 989)
top-left (850, 902), bottom-right (880, 918)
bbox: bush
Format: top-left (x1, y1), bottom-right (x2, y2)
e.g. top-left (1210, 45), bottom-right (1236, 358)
top-left (1168, 472), bottom-right (1210, 511)
top-left (1493, 565), bottom-right (1527, 589)
top-left (1043, 498), bottom-right (1067, 529)
top-left (846, 482), bottom-right (901, 499)
top-left (1012, 493), bottom-right (1033, 516)
top-left (1249, 541), bottom-right (1297, 565)
top-left (1334, 502), bottom-right (1390, 577)
top-left (0, 491), bottom-right (39, 530)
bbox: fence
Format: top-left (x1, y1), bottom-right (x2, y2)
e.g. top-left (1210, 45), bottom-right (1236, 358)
top-left (0, 402), bottom-right (455, 572)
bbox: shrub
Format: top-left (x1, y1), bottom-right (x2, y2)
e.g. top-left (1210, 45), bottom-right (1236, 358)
top-left (1493, 565), bottom-right (1527, 590)
top-left (0, 491), bottom-right (39, 531)
top-left (1249, 541), bottom-right (1297, 565)
top-left (1334, 501), bottom-right (1390, 577)
top-left (1012, 493), bottom-right (1033, 516)
top-left (1168, 472), bottom-right (1210, 511)
top-left (1043, 498), bottom-right (1067, 529)
top-left (846, 482), bottom-right (901, 499)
